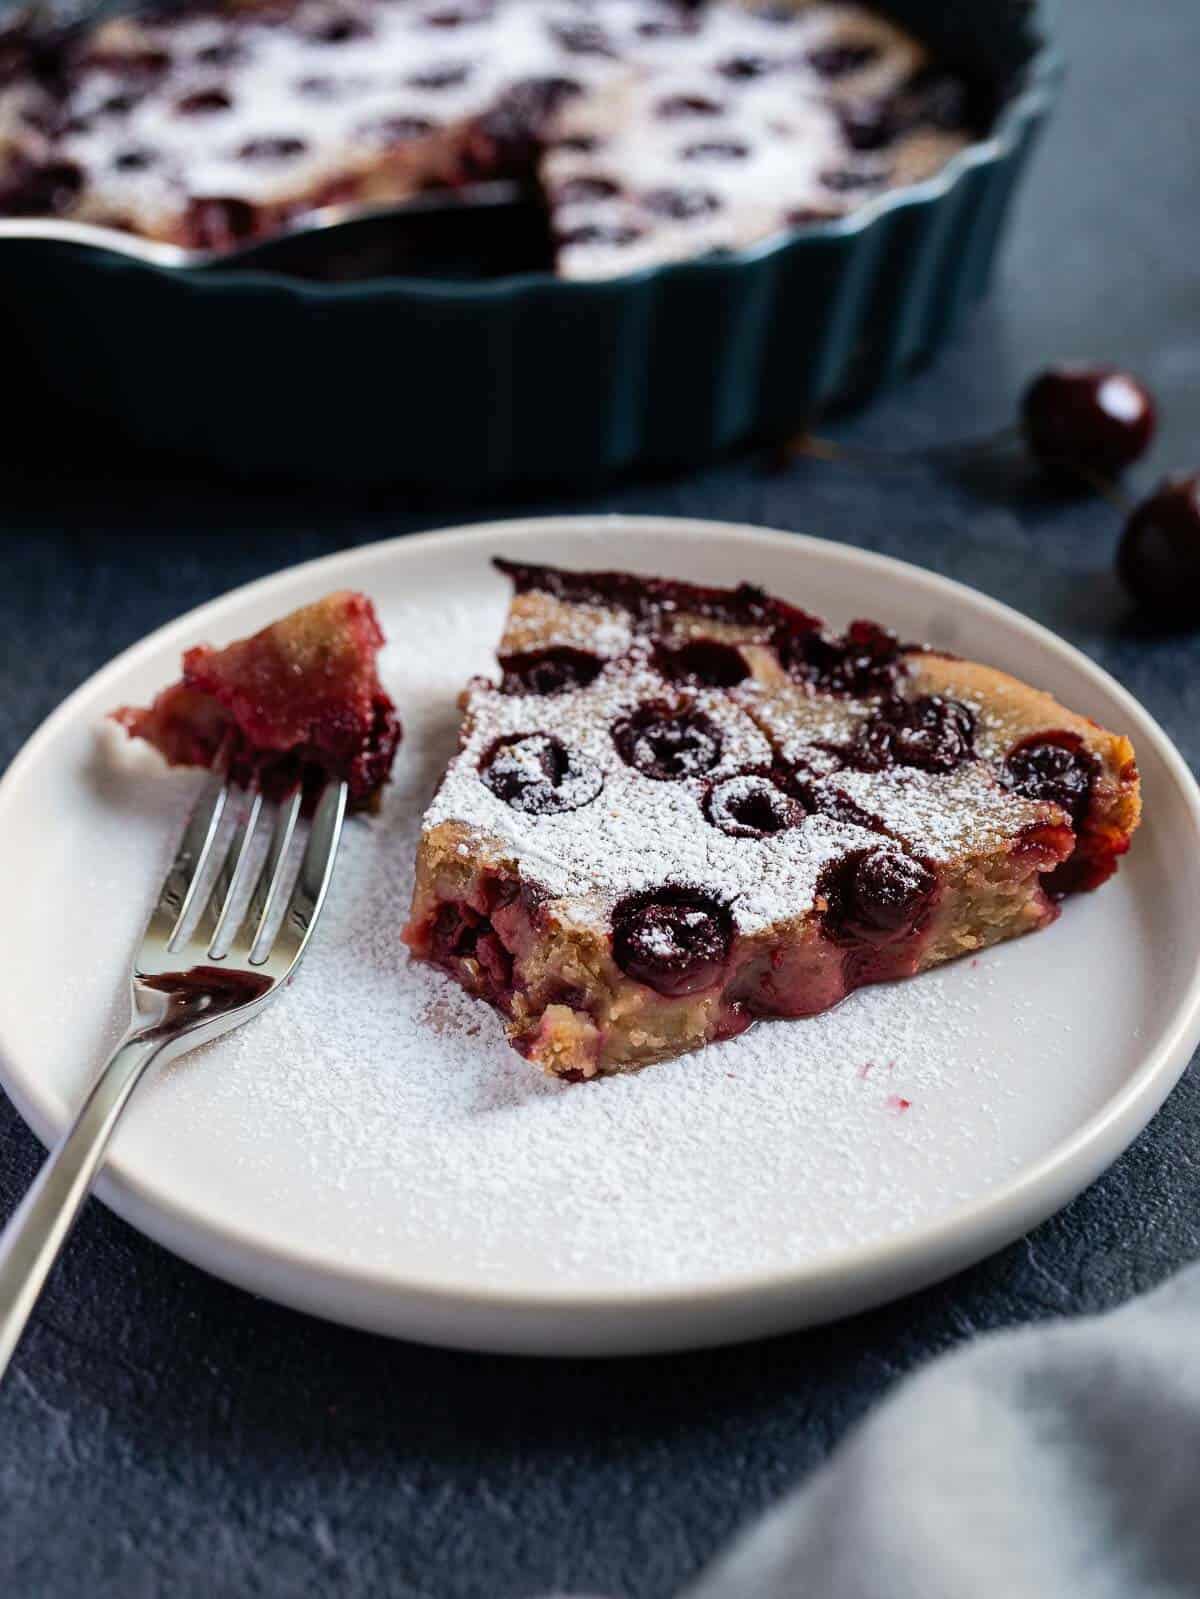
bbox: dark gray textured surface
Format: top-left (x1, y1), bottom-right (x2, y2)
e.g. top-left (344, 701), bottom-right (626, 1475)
top-left (3, 1), bottom-right (1200, 1595)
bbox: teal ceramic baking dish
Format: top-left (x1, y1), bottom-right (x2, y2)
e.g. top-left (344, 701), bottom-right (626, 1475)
top-left (2, 0), bottom-right (1060, 487)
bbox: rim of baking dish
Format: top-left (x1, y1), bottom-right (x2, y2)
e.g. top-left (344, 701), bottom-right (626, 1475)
top-left (2, 2), bottom-right (1064, 301)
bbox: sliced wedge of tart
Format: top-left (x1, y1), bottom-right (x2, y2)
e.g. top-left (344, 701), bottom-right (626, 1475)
top-left (403, 559), bottom-right (1140, 1080)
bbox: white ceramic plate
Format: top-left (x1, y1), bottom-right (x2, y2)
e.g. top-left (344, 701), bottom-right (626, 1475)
top-left (2, 517), bottom-right (1198, 1356)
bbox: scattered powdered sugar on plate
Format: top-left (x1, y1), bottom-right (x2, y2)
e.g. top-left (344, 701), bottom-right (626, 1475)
top-left (88, 589), bottom-right (1123, 1296)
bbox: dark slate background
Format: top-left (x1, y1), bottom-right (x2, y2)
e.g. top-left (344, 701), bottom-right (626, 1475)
top-left (3, 1), bottom-right (1199, 1594)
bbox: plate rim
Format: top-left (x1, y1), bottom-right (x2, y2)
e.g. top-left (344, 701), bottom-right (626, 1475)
top-left (2, 513), bottom-right (1198, 1351)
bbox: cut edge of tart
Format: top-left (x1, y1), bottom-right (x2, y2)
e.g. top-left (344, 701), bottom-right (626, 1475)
top-left (402, 558), bottom-right (1140, 1080)
top-left (112, 590), bottom-right (401, 810)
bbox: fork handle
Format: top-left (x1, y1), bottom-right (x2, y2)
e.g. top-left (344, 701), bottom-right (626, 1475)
top-left (0, 1031), bottom-right (167, 1381)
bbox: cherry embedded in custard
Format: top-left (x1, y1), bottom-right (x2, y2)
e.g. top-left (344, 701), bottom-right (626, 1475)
top-left (642, 186), bottom-right (721, 219)
top-left (1117, 474), bottom-right (1200, 619)
top-left (480, 733), bottom-right (603, 814)
top-left (705, 774), bottom-right (803, 839)
top-left (1022, 365), bottom-right (1156, 478)
top-left (655, 639), bottom-right (749, 688)
top-left (821, 848), bottom-right (936, 943)
top-left (499, 646), bottom-right (604, 695)
top-left (656, 93), bottom-right (724, 119)
top-left (613, 703), bottom-right (723, 780)
top-left (807, 41), bottom-right (881, 76)
top-left (776, 619), bottom-right (901, 697)
top-left (612, 889), bottom-right (733, 997)
top-left (1004, 734), bottom-right (1097, 827)
top-left (858, 694), bottom-right (975, 774)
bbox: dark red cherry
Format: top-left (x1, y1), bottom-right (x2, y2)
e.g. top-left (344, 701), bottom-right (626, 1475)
top-left (499, 647), bottom-right (604, 695)
top-left (196, 40), bottom-right (244, 67)
top-left (777, 619), bottom-right (901, 697)
top-left (681, 140), bottom-right (750, 161)
top-left (613, 703), bottom-right (723, 781)
top-left (820, 166), bottom-right (886, 191)
top-left (820, 848), bottom-right (936, 943)
top-left (612, 890), bottom-right (733, 997)
top-left (555, 175), bottom-right (621, 203)
top-left (113, 147), bottom-right (156, 171)
top-left (175, 88), bottom-right (233, 116)
top-left (311, 15), bottom-right (372, 43)
top-left (182, 196), bottom-right (256, 247)
top-left (655, 639), bottom-right (749, 688)
top-left (655, 93), bottom-right (724, 119)
top-left (642, 186), bottom-right (720, 219)
top-left (807, 41), bottom-right (881, 76)
top-left (705, 774), bottom-right (803, 839)
top-left (238, 136), bottom-right (307, 162)
top-left (636, 15), bottom-right (700, 38)
top-left (551, 20), bottom-right (617, 57)
top-left (558, 222), bottom-right (643, 248)
top-left (1022, 365), bottom-right (1156, 477)
top-left (358, 114), bottom-right (437, 144)
top-left (408, 62), bottom-right (471, 89)
top-left (718, 54), bottom-right (774, 80)
top-left (858, 695), bottom-right (975, 774)
top-left (480, 733), bottom-right (603, 815)
top-left (1003, 734), bottom-right (1096, 828)
top-left (424, 0), bottom-right (494, 24)
top-left (1117, 474), bottom-right (1200, 619)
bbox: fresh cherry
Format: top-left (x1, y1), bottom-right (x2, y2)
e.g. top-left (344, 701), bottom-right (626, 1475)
top-left (613, 703), bottom-right (723, 781)
top-left (705, 774), bottom-right (802, 839)
top-left (480, 733), bottom-right (603, 814)
top-left (499, 647), bottom-right (604, 695)
top-left (611, 889), bottom-right (732, 997)
top-left (654, 639), bottom-right (749, 688)
top-left (858, 695), bottom-right (975, 774)
top-left (1022, 365), bottom-right (1156, 477)
top-left (1117, 474), bottom-right (1200, 619)
top-left (820, 848), bottom-right (936, 943)
top-left (1003, 734), bottom-right (1096, 828)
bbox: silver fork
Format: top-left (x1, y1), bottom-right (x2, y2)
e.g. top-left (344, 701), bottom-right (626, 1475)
top-left (0, 769), bottom-right (347, 1381)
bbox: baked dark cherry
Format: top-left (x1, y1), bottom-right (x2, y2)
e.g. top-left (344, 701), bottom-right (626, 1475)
top-left (551, 21), bottom-right (617, 57)
top-left (196, 41), bottom-right (244, 67)
top-left (808, 41), bottom-right (881, 76)
top-left (480, 732), bottom-right (603, 815)
top-left (175, 87), bottom-right (233, 115)
top-left (641, 185), bottom-right (720, 219)
top-left (820, 165), bottom-right (886, 191)
top-left (1022, 366), bottom-right (1156, 477)
top-left (611, 888), bottom-right (733, 997)
top-left (1003, 733), bottom-right (1097, 828)
top-left (836, 102), bottom-right (895, 151)
top-left (311, 15), bottom-right (372, 43)
top-left (681, 139), bottom-right (750, 161)
top-left (858, 694), bottom-right (975, 774)
top-left (613, 702), bottom-right (723, 780)
top-left (805, 782), bottom-right (886, 833)
top-left (0, 156), bottom-right (83, 215)
top-left (786, 206), bottom-right (839, 226)
top-left (636, 16), bottom-right (700, 38)
top-left (239, 136), bottom-right (307, 162)
top-left (556, 134), bottom-right (600, 153)
top-left (558, 221), bottom-right (643, 248)
top-left (556, 175), bottom-right (621, 203)
top-left (98, 90), bottom-right (141, 117)
top-left (114, 147), bottom-right (156, 171)
top-left (656, 93), bottom-right (724, 119)
top-left (705, 774), bottom-right (803, 839)
top-left (820, 847), bottom-right (936, 943)
top-left (776, 619), bottom-right (902, 697)
top-left (408, 62), bottom-right (471, 89)
top-left (357, 114), bottom-right (436, 145)
top-left (718, 54), bottom-right (774, 80)
top-left (654, 639), bottom-right (749, 688)
top-left (499, 647), bottom-right (604, 695)
top-left (424, 1), bottom-right (494, 24)
top-left (1117, 474), bottom-right (1200, 618)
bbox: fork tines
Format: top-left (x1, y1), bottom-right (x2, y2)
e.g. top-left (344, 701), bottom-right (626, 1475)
top-left (143, 771), bottom-right (346, 975)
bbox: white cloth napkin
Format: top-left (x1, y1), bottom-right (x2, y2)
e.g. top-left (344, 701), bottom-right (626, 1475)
top-left (551, 1262), bottom-right (1200, 1599)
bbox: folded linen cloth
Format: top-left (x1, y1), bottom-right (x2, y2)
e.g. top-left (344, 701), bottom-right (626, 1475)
top-left (552, 1262), bottom-right (1200, 1599)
